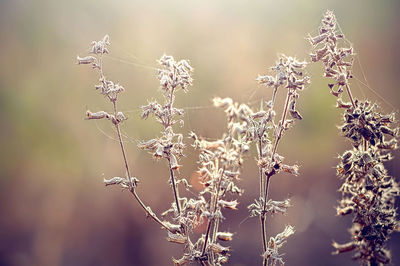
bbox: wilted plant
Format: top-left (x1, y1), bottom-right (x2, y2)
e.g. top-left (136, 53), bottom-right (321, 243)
top-left (77, 35), bottom-right (172, 232)
top-left (308, 10), bottom-right (399, 265)
top-left (77, 35), bottom-right (250, 265)
top-left (245, 54), bottom-right (309, 265)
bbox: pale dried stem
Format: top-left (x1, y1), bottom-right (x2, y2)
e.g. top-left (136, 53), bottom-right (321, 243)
top-left (338, 66), bottom-right (356, 108)
top-left (260, 89), bottom-right (292, 266)
top-left (168, 157), bottom-right (182, 214)
top-left (165, 86), bottom-right (182, 215)
top-left (201, 166), bottom-right (226, 258)
top-left (96, 54), bottom-right (172, 233)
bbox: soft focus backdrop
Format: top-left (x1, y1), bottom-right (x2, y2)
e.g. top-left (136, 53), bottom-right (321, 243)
top-left (0, 0), bottom-right (399, 265)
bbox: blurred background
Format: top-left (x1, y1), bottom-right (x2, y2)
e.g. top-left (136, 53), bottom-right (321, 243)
top-left (0, 0), bottom-right (399, 265)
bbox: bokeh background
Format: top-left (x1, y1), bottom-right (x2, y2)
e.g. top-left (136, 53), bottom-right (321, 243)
top-left (0, 0), bottom-right (399, 265)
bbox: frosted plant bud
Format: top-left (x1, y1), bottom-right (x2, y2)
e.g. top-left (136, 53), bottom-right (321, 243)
top-left (77, 55), bottom-right (97, 65)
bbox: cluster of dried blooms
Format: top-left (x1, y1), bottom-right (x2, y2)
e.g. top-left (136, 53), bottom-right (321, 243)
top-left (138, 54), bottom-right (249, 265)
top-left (78, 36), bottom-right (251, 265)
top-left (139, 54), bottom-right (193, 220)
top-left (77, 36), bottom-right (187, 238)
top-left (309, 10), bottom-right (399, 265)
top-left (244, 54), bottom-right (309, 265)
top-left (180, 97), bottom-right (251, 265)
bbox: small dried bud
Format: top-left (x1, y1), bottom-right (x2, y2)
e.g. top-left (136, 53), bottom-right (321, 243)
top-left (213, 97), bottom-right (233, 108)
top-left (281, 164), bottom-right (299, 176)
top-left (336, 98), bottom-right (352, 109)
top-left (77, 55), bottom-right (97, 65)
top-left (170, 154), bottom-right (181, 170)
top-left (218, 199), bottom-right (238, 210)
top-left (166, 232), bottom-right (186, 244)
top-left (86, 110), bottom-right (111, 120)
top-left (332, 241), bottom-right (357, 255)
top-left (210, 243), bottom-right (230, 255)
top-left (217, 232), bottom-right (234, 241)
top-left (103, 176), bottom-right (125, 186)
top-left (257, 75), bottom-right (275, 87)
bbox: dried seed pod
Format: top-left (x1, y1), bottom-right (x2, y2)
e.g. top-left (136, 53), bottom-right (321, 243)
top-left (103, 176), bottom-right (125, 186)
top-left (166, 232), bottom-right (186, 244)
top-left (218, 200), bottom-right (238, 210)
top-left (170, 154), bottom-right (181, 170)
top-left (216, 232), bottom-right (234, 241)
top-left (210, 243), bottom-right (230, 255)
top-left (77, 55), bottom-right (97, 65)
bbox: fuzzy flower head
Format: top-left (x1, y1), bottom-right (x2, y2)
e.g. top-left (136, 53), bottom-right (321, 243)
top-left (308, 10), bottom-right (355, 100)
top-left (157, 54), bottom-right (193, 93)
top-left (340, 100), bottom-right (398, 148)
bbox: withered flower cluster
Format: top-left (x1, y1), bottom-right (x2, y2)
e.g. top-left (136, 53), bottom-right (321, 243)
top-left (248, 54), bottom-right (309, 265)
top-left (307, 10), bottom-right (355, 108)
top-left (309, 11), bottom-right (400, 265)
top-left (177, 97), bottom-right (251, 265)
top-left (77, 36), bottom-right (193, 244)
top-left (140, 96), bottom-right (250, 265)
top-left (78, 36), bottom-right (251, 265)
top-left (139, 54), bottom-right (193, 218)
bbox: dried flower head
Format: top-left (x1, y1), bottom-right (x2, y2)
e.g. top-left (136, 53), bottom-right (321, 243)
top-left (309, 11), bottom-right (400, 265)
top-left (245, 54), bottom-right (309, 265)
top-left (308, 10), bottom-right (355, 107)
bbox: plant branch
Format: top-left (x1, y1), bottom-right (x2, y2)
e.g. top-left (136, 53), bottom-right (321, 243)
top-left (168, 157), bottom-right (182, 214)
top-left (201, 166), bottom-right (226, 258)
top-left (272, 91), bottom-right (292, 157)
top-left (338, 66), bottom-right (356, 108)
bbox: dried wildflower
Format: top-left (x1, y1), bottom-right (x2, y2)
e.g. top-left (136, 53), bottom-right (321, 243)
top-left (309, 11), bottom-right (399, 265)
top-left (186, 97), bottom-right (250, 265)
top-left (308, 10), bottom-right (356, 107)
top-left (216, 232), bottom-right (234, 241)
top-left (167, 231), bottom-right (187, 245)
top-left (246, 54), bottom-right (308, 265)
top-left (78, 36), bottom-right (180, 247)
top-left (139, 55), bottom-right (193, 218)
top-left (262, 225), bottom-right (295, 266)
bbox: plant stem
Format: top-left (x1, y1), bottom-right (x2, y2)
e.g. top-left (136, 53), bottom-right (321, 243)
top-left (258, 137), bottom-right (265, 199)
top-left (201, 166), bottom-right (226, 259)
top-left (261, 174), bottom-right (272, 266)
top-left (271, 84), bottom-right (279, 108)
top-left (112, 101), bottom-right (132, 184)
top-left (272, 91), bottom-right (291, 157)
top-left (338, 66), bottom-right (356, 108)
top-left (164, 86), bottom-right (183, 217)
top-left (257, 136), bottom-right (267, 259)
top-left (111, 100), bottom-right (173, 233)
top-left (260, 89), bottom-right (292, 266)
top-left (168, 157), bottom-right (182, 214)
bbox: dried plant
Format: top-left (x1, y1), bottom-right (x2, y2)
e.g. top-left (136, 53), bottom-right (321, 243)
top-left (244, 54), bottom-right (309, 265)
top-left (308, 10), bottom-right (400, 265)
top-left (77, 35), bottom-right (251, 265)
top-left (77, 35), bottom-right (174, 233)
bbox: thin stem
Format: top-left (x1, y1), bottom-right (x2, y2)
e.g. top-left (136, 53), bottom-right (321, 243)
top-left (168, 157), bottom-right (182, 214)
top-left (272, 91), bottom-right (292, 157)
top-left (260, 89), bottom-right (292, 266)
top-left (94, 51), bottom-right (174, 234)
top-left (201, 167), bottom-right (226, 258)
top-left (258, 137), bottom-right (265, 199)
top-left (164, 86), bottom-right (183, 217)
top-left (130, 189), bottom-right (173, 232)
top-left (258, 135), bottom-right (267, 261)
top-left (112, 101), bottom-right (173, 233)
top-left (261, 174), bottom-right (272, 266)
top-left (344, 83), bottom-right (356, 108)
top-left (271, 84), bottom-right (279, 109)
top-left (113, 101), bottom-right (132, 184)
top-left (338, 66), bottom-right (356, 108)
